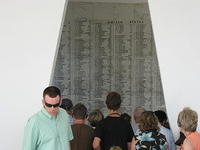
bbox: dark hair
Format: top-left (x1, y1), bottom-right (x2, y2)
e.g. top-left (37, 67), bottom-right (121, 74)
top-left (72, 103), bottom-right (87, 120)
top-left (121, 113), bottom-right (131, 123)
top-left (43, 86), bottom-right (61, 98)
top-left (154, 110), bottom-right (171, 129)
top-left (139, 111), bottom-right (159, 131)
top-left (154, 110), bottom-right (168, 123)
top-left (106, 92), bottom-right (121, 110)
top-left (60, 98), bottom-right (73, 111)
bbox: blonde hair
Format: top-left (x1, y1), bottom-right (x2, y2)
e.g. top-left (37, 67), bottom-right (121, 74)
top-left (178, 107), bottom-right (198, 132)
top-left (88, 109), bottom-right (104, 127)
top-left (109, 146), bottom-right (122, 150)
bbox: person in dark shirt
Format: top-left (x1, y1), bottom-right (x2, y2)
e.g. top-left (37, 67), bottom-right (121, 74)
top-left (93, 92), bottom-right (134, 150)
top-left (70, 103), bottom-right (94, 150)
top-left (121, 113), bottom-right (131, 123)
top-left (175, 131), bottom-right (186, 148)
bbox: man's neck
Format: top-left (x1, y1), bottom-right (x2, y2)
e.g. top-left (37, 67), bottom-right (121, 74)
top-left (74, 119), bottom-right (85, 124)
top-left (108, 109), bottom-right (120, 117)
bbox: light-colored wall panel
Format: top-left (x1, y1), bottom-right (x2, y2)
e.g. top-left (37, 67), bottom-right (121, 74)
top-left (0, 0), bottom-right (67, 149)
top-left (149, 0), bottom-right (200, 138)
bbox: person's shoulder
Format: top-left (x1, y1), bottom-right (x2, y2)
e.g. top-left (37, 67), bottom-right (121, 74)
top-left (182, 138), bottom-right (194, 150)
top-left (95, 117), bottom-right (108, 127)
top-left (99, 117), bottom-right (108, 123)
top-left (73, 124), bottom-right (94, 132)
top-left (160, 125), bottom-right (173, 136)
top-left (118, 117), bottom-right (132, 126)
top-left (195, 132), bottom-right (200, 139)
top-left (83, 124), bottom-right (94, 132)
top-left (192, 131), bottom-right (200, 137)
top-left (26, 111), bottom-right (41, 127)
top-left (160, 125), bottom-right (169, 131)
top-left (100, 116), bottom-right (117, 124)
top-left (58, 107), bottom-right (70, 118)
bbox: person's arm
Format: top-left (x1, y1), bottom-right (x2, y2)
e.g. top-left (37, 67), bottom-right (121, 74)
top-left (127, 142), bottom-right (131, 150)
top-left (182, 138), bottom-right (193, 150)
top-left (66, 123), bottom-right (73, 141)
top-left (93, 120), bottom-right (103, 150)
top-left (22, 119), bottom-right (38, 150)
top-left (130, 137), bottom-right (137, 150)
top-left (127, 122), bottom-right (135, 150)
top-left (93, 137), bottom-right (101, 150)
top-left (168, 131), bottom-right (176, 150)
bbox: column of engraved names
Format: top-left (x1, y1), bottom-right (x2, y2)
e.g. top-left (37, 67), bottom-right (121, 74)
top-left (73, 18), bottom-right (91, 104)
top-left (94, 22), bottom-right (112, 109)
top-left (136, 22), bottom-right (153, 109)
top-left (131, 23), bottom-right (148, 108)
top-left (113, 22), bottom-right (132, 113)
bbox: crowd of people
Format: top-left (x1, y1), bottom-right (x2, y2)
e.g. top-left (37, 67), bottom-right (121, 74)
top-left (22, 86), bottom-right (200, 150)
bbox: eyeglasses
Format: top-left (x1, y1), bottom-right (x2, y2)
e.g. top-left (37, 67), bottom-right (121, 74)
top-left (44, 101), bottom-right (60, 108)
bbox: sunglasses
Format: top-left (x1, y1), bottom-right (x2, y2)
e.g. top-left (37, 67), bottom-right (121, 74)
top-left (44, 101), bottom-right (60, 108)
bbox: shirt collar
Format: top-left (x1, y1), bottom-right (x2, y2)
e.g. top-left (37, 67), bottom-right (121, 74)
top-left (41, 107), bottom-right (60, 119)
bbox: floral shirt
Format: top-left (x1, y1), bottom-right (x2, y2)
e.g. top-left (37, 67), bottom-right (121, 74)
top-left (135, 129), bottom-right (168, 150)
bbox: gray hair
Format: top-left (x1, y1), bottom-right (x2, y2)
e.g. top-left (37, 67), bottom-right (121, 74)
top-left (133, 106), bottom-right (145, 123)
top-left (178, 107), bottom-right (198, 132)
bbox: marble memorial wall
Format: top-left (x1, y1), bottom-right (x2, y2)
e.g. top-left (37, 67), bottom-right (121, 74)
top-left (52, 2), bottom-right (166, 114)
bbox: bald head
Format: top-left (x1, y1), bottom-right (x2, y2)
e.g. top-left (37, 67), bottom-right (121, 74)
top-left (133, 106), bottom-right (145, 123)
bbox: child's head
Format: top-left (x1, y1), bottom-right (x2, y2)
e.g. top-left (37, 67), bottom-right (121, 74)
top-left (88, 109), bottom-right (104, 127)
top-left (109, 146), bottom-right (122, 150)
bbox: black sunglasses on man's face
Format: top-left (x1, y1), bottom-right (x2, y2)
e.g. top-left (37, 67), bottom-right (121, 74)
top-left (44, 101), bottom-right (60, 108)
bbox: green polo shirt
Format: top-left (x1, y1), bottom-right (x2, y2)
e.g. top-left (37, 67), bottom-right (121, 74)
top-left (22, 108), bottom-right (73, 150)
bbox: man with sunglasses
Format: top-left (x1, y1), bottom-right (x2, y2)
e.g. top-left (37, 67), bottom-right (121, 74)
top-left (22, 86), bottom-right (73, 150)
